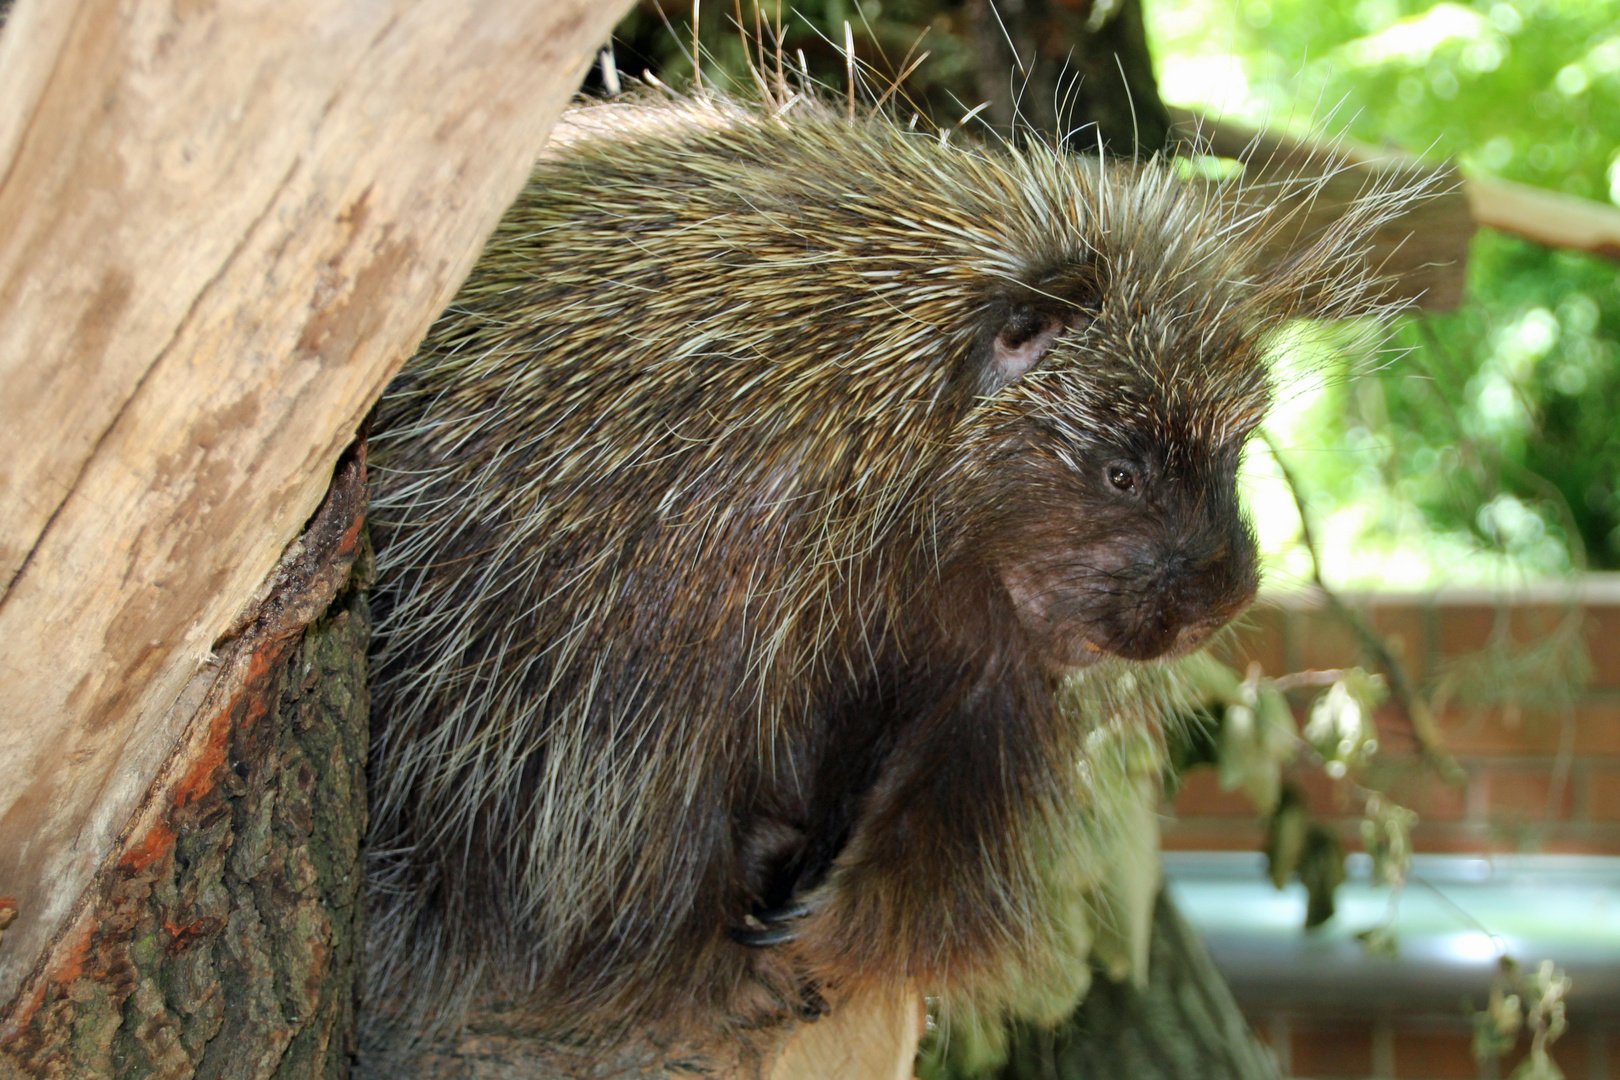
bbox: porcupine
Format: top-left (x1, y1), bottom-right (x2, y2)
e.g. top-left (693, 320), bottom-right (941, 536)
top-left (362, 91), bottom-right (1409, 1047)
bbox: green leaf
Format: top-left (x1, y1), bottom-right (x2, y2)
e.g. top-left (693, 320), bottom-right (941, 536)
top-left (1356, 922), bottom-right (1401, 959)
top-left (1361, 793), bottom-right (1419, 888)
top-left (1264, 784), bottom-right (1310, 889)
top-left (1298, 824), bottom-right (1347, 929)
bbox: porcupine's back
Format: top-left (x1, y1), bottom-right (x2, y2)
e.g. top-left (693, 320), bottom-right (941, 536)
top-left (364, 94), bottom-right (1404, 1039)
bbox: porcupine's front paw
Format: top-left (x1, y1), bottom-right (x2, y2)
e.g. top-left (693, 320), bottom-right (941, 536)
top-left (727, 898), bottom-right (829, 1021)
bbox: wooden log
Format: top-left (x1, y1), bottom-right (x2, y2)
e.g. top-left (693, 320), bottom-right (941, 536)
top-left (0, 0), bottom-right (632, 1019)
top-left (1167, 108), bottom-right (1476, 312)
top-left (768, 986), bottom-right (923, 1080)
top-left (1465, 173), bottom-right (1620, 261)
top-left (1172, 105), bottom-right (1620, 303)
top-left (363, 982), bottom-right (923, 1080)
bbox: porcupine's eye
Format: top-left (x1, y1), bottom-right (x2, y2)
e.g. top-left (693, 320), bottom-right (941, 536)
top-left (1107, 464), bottom-right (1137, 492)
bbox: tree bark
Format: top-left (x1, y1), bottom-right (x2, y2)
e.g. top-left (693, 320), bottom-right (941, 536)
top-left (0, 451), bottom-right (371, 1080)
top-left (358, 985), bottom-right (921, 1080)
top-left (990, 890), bottom-right (1281, 1080)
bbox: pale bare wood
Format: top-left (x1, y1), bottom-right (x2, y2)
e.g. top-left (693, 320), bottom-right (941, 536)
top-left (0, 0), bottom-right (632, 1011)
top-left (1174, 106), bottom-right (1620, 283)
top-left (1465, 172), bottom-right (1620, 261)
top-left (768, 986), bottom-right (924, 1080)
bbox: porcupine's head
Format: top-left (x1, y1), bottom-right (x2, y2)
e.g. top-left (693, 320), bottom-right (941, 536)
top-left (926, 145), bottom-right (1406, 676)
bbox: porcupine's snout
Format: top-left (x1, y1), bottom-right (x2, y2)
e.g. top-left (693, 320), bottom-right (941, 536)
top-left (995, 439), bottom-right (1262, 672)
top-left (1084, 495), bottom-right (1260, 663)
top-left (1090, 550), bottom-right (1257, 661)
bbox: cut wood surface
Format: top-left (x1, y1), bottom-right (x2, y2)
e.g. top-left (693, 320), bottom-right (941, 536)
top-left (1465, 173), bottom-right (1620, 261)
top-left (1174, 106), bottom-right (1620, 282)
top-left (0, 449), bottom-right (371, 1078)
top-left (0, 0), bottom-right (632, 1013)
top-left (767, 986), bottom-right (924, 1080)
top-left (367, 983), bottom-right (923, 1080)
top-left (1169, 108), bottom-right (1475, 311)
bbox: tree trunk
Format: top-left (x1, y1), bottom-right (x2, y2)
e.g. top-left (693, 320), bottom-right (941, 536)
top-left (358, 985), bottom-right (921, 1080)
top-left (969, 0), bottom-right (1173, 152)
top-left (0, 0), bottom-right (631, 1022)
top-left (0, 451), bottom-right (372, 1080)
top-left (991, 890), bottom-right (1282, 1080)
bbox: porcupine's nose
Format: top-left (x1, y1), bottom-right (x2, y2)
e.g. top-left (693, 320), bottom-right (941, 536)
top-left (1105, 541), bottom-right (1258, 661)
top-left (1163, 540), bottom-right (1259, 655)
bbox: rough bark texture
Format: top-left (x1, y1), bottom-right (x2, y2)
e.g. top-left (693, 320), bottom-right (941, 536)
top-left (991, 890), bottom-right (1282, 1080)
top-left (360, 984), bottom-right (920, 1080)
top-left (0, 454), bottom-right (372, 1080)
top-left (364, 1014), bottom-right (790, 1080)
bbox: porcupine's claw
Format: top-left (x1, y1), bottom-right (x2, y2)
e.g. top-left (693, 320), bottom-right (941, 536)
top-left (728, 897), bottom-right (814, 947)
top-left (728, 924), bottom-right (798, 947)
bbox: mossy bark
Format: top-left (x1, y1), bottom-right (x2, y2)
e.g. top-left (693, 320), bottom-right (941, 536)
top-left (990, 890), bottom-right (1282, 1080)
top-left (0, 458), bottom-right (371, 1080)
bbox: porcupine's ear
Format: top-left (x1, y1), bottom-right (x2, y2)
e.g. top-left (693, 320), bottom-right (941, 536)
top-left (980, 275), bottom-right (1098, 394)
top-left (978, 299), bottom-right (1095, 393)
top-left (989, 305), bottom-right (1068, 387)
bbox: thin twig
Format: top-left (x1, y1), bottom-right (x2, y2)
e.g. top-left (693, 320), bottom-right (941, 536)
top-left (692, 0), bottom-right (703, 91)
top-left (1263, 430), bottom-right (1467, 785)
top-left (1269, 668), bottom-right (1352, 692)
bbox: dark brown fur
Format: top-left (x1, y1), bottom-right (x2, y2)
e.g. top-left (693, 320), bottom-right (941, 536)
top-left (362, 95), bottom-right (1409, 1047)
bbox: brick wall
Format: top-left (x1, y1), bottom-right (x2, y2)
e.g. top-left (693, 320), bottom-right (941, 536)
top-left (1169, 579), bottom-right (1620, 856)
top-left (1164, 579), bottom-right (1620, 1080)
top-left (1259, 1018), bottom-right (1616, 1080)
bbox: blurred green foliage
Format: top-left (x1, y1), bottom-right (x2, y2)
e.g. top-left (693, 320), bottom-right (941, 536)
top-left (1148, 0), bottom-right (1620, 576)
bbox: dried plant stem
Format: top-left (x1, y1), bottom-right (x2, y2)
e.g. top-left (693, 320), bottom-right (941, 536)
top-left (1262, 430), bottom-right (1467, 785)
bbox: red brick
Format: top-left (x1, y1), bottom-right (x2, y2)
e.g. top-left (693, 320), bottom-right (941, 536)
top-left (1296, 607), bottom-right (1364, 673)
top-left (1219, 603), bottom-right (1290, 677)
top-left (1291, 1020), bottom-right (1373, 1078)
top-left (1397, 819), bottom-right (1620, 854)
top-left (1392, 1030), bottom-right (1476, 1080)
top-left (1587, 766), bottom-right (1620, 821)
top-left (1364, 602), bottom-right (1431, 684)
top-left (1510, 602), bottom-right (1576, 642)
top-left (1420, 700), bottom-right (1620, 757)
top-left (1157, 820), bottom-right (1266, 851)
top-left (1287, 765), bottom-right (1358, 818)
top-left (1371, 704), bottom-right (1427, 756)
top-left (1403, 825), bottom-right (1499, 854)
top-left (1435, 600), bottom-right (1598, 676)
top-left (1588, 605), bottom-right (1620, 689)
top-left (1418, 823), bottom-right (1620, 854)
top-left (1537, 829), bottom-right (1620, 854)
top-left (1171, 768), bottom-right (1261, 818)
top-left (1437, 603), bottom-right (1501, 658)
top-left (1483, 769), bottom-right (1574, 821)
top-left (1572, 698), bottom-right (1620, 754)
top-left (1376, 764), bottom-right (1470, 823)
top-left (1431, 704), bottom-right (1566, 756)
